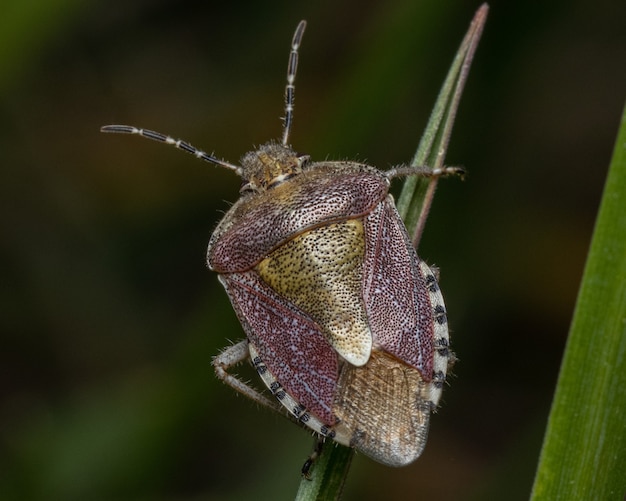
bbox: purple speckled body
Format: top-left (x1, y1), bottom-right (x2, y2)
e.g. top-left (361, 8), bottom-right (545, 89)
top-left (205, 144), bottom-right (449, 465)
top-left (101, 20), bottom-right (454, 467)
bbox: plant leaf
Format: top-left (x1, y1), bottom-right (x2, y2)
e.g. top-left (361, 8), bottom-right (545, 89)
top-left (397, 3), bottom-right (488, 247)
top-left (530, 105), bottom-right (626, 500)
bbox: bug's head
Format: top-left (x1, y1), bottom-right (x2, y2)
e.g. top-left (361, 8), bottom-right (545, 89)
top-left (239, 142), bottom-right (310, 193)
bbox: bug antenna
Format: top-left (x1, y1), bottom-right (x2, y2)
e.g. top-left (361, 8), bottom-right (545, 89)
top-left (100, 125), bottom-right (243, 175)
top-left (281, 20), bottom-right (307, 146)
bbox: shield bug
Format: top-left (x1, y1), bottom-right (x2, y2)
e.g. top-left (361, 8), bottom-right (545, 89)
top-left (102, 20), bottom-right (460, 467)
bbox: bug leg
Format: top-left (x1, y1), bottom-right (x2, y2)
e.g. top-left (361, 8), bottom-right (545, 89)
top-left (386, 164), bottom-right (465, 180)
top-left (212, 340), bottom-right (281, 411)
top-left (429, 264), bottom-right (441, 281)
top-left (301, 436), bottom-right (325, 479)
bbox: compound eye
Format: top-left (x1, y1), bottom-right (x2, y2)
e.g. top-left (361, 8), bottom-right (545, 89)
top-left (239, 181), bottom-right (256, 194)
top-left (297, 154), bottom-right (311, 168)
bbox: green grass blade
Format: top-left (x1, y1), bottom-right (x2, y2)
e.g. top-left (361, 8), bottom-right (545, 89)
top-left (397, 4), bottom-right (488, 246)
top-left (294, 443), bottom-right (354, 501)
top-left (530, 105), bottom-right (626, 500)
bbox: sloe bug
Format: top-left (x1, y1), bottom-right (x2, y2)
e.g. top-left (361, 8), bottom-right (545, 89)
top-left (102, 20), bottom-right (461, 467)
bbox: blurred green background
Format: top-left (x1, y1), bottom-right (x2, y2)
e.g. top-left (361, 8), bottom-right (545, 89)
top-left (1, 0), bottom-right (624, 500)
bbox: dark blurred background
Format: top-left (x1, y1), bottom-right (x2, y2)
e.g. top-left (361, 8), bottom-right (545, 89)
top-left (1, 0), bottom-right (624, 499)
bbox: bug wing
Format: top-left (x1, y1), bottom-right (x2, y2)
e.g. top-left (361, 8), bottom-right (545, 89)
top-left (334, 349), bottom-right (431, 466)
top-left (363, 198), bottom-right (435, 378)
top-left (218, 270), bottom-right (339, 426)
